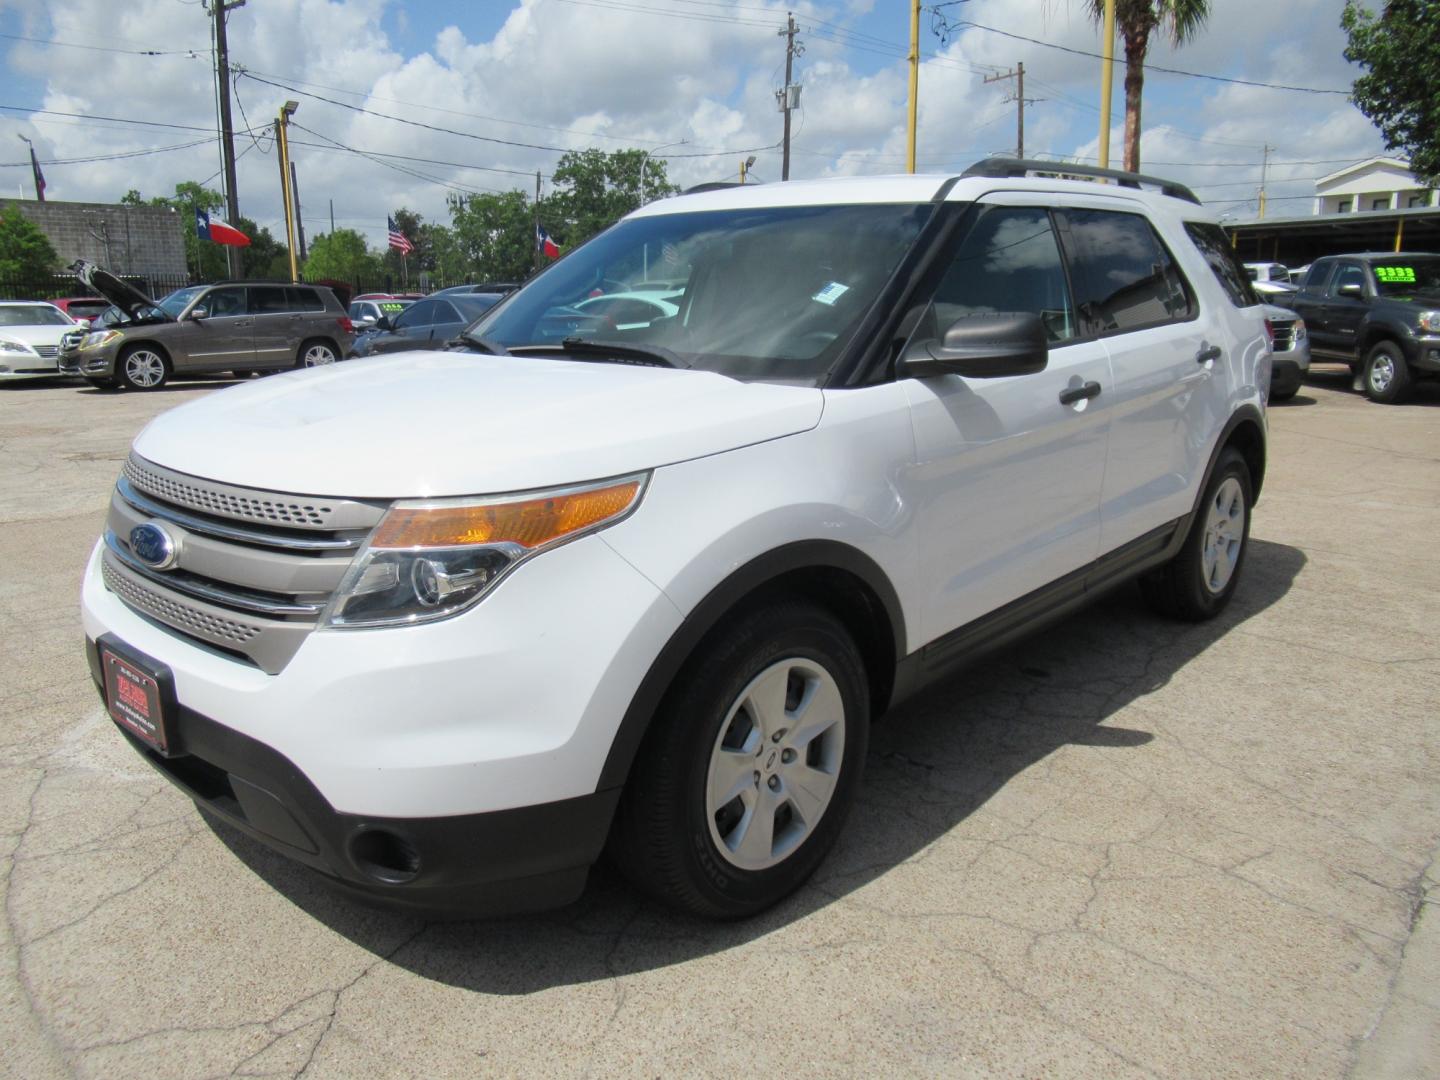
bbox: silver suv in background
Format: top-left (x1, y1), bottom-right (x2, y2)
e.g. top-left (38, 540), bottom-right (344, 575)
top-left (58, 261), bottom-right (355, 391)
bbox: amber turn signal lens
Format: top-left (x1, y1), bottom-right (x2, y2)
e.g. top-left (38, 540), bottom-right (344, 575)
top-left (371, 479), bottom-right (642, 550)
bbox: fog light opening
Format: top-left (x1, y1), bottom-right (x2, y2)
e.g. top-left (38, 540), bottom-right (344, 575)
top-left (348, 828), bottom-right (422, 884)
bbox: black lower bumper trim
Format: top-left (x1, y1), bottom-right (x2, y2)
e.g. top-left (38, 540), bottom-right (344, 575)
top-left (87, 637), bottom-right (621, 916)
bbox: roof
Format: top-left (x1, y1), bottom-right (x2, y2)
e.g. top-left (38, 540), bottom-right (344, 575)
top-left (1314, 156), bottom-right (1414, 187)
top-left (1307, 251), bottom-right (1440, 261)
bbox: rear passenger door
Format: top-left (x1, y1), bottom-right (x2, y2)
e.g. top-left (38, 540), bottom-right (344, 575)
top-left (248, 285), bottom-right (297, 369)
top-left (1059, 207), bottom-right (1226, 551)
top-left (903, 203), bottom-right (1113, 643)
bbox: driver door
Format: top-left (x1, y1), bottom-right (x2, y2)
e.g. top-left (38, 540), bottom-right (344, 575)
top-left (179, 286), bottom-right (254, 372)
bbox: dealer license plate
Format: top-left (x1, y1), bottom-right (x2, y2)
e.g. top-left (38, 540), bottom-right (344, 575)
top-left (101, 642), bottom-right (172, 754)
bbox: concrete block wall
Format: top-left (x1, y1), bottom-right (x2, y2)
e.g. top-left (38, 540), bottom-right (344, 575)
top-left (0, 199), bottom-right (187, 277)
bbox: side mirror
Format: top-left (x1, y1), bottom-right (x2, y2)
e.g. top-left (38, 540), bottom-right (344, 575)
top-left (188, 307), bottom-right (209, 321)
top-left (356, 314), bottom-right (377, 326)
top-left (1336, 283), bottom-right (1363, 298)
top-left (900, 312), bottom-right (1049, 379)
top-left (375, 315), bottom-right (393, 331)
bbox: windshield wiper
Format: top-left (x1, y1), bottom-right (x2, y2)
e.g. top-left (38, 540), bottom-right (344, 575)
top-left (457, 331), bottom-right (511, 356)
top-left (505, 337), bottom-right (688, 369)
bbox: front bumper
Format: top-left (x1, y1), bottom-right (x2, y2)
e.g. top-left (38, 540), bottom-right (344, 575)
top-left (59, 342), bottom-right (119, 378)
top-left (1408, 335), bottom-right (1440, 373)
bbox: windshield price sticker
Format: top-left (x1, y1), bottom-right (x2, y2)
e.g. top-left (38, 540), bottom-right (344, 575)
top-left (812, 281), bottom-right (851, 306)
top-left (1375, 266), bottom-right (1417, 284)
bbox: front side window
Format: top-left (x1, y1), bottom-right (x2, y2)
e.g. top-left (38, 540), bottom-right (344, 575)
top-left (469, 203), bottom-right (932, 383)
top-left (928, 207), bottom-right (1077, 343)
top-left (396, 300), bottom-right (437, 328)
top-left (1303, 262), bottom-right (1335, 290)
top-left (158, 286), bottom-right (205, 318)
top-left (1184, 221), bottom-right (1258, 308)
top-left (203, 287), bottom-right (248, 317)
top-left (1063, 209), bottom-right (1196, 334)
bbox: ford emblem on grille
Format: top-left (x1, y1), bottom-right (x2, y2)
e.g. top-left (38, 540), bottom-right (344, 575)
top-left (129, 522), bottom-right (179, 570)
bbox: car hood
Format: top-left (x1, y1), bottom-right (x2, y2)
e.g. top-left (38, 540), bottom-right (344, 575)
top-left (0, 324), bottom-right (73, 347)
top-left (69, 260), bottom-right (168, 322)
top-left (132, 350), bottom-right (824, 497)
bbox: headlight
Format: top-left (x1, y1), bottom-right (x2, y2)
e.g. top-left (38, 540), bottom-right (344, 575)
top-left (82, 330), bottom-right (123, 349)
top-left (323, 473), bottom-right (648, 628)
top-left (0, 339), bottom-right (33, 354)
top-left (1292, 317), bottom-right (1306, 341)
top-left (1418, 311), bottom-right (1440, 333)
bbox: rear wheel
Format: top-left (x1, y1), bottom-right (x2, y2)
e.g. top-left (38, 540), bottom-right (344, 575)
top-left (296, 339), bottom-right (338, 368)
top-left (117, 346), bottom-right (169, 391)
top-left (609, 599), bottom-right (869, 918)
top-left (1141, 448), bottom-right (1252, 622)
top-left (1362, 340), bottom-right (1412, 404)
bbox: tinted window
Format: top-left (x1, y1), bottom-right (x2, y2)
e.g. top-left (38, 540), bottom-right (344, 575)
top-left (395, 300), bottom-right (437, 328)
top-left (1184, 222), bottom-right (1258, 308)
top-left (1303, 262), bottom-right (1334, 290)
top-left (431, 301), bottom-right (461, 325)
top-left (287, 287), bottom-right (324, 312)
top-left (1064, 209), bottom-right (1196, 334)
top-left (1332, 264), bottom-right (1366, 295)
top-left (930, 207), bottom-right (1077, 343)
top-left (204, 287), bottom-right (248, 317)
top-left (247, 286), bottom-right (288, 314)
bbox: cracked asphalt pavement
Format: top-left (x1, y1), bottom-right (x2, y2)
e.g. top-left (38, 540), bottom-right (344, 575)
top-left (2, 368), bottom-right (1437, 1078)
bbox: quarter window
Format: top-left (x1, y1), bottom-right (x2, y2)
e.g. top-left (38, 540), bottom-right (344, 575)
top-left (1183, 222), bottom-right (1258, 308)
top-left (929, 207), bottom-right (1077, 344)
top-left (286, 287), bottom-right (324, 312)
top-left (1062, 209), bottom-right (1196, 335)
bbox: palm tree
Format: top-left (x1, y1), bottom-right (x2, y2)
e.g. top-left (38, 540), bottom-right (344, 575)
top-left (1088, 0), bottom-right (1211, 172)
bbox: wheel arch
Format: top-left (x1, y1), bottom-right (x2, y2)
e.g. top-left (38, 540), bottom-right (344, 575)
top-left (117, 338), bottom-right (173, 365)
top-left (298, 336), bottom-right (342, 361)
top-left (1210, 405), bottom-right (1266, 505)
top-left (596, 539), bottom-right (904, 792)
top-left (1356, 323), bottom-right (1409, 361)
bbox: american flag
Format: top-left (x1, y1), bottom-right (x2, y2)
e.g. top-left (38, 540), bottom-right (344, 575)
top-left (387, 216), bottom-right (414, 254)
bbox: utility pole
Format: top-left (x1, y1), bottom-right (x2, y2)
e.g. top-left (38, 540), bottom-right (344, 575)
top-left (1258, 144), bottom-right (1273, 220)
top-left (740, 155), bottom-right (756, 184)
top-left (329, 198), bottom-right (334, 236)
top-left (210, 0), bottom-right (246, 279)
top-left (984, 62), bottom-right (1032, 159)
top-left (276, 101), bottom-right (299, 282)
top-left (1097, 0), bottom-right (1116, 168)
top-left (289, 160), bottom-right (306, 261)
top-left (906, 0), bottom-right (920, 173)
top-left (776, 13), bottom-right (803, 181)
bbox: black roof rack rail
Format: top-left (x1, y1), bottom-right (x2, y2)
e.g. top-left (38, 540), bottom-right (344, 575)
top-left (960, 157), bottom-right (1201, 205)
top-left (681, 181), bottom-right (754, 195)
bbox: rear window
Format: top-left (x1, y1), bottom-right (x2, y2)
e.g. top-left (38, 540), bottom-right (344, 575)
top-left (1184, 222), bottom-right (1259, 308)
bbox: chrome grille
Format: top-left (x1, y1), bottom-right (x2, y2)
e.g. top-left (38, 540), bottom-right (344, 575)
top-left (1269, 320), bottom-right (1295, 351)
top-left (33, 344), bottom-right (59, 359)
top-left (103, 558), bottom-right (260, 646)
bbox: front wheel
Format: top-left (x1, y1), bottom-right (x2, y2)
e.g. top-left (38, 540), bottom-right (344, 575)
top-left (609, 600), bottom-right (869, 918)
top-left (117, 346), bottom-right (169, 391)
top-left (1141, 448), bottom-right (1252, 621)
top-left (1362, 341), bottom-right (1412, 404)
top-left (296, 339), bottom-right (338, 368)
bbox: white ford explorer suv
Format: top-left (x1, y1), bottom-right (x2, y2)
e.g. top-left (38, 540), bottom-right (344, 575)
top-left (83, 159), bottom-right (1270, 919)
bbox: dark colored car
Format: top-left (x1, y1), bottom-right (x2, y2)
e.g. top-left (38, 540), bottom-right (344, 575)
top-left (429, 282), bottom-right (521, 298)
top-left (1283, 253), bottom-right (1440, 403)
top-left (350, 294), bottom-right (503, 357)
top-left (348, 297), bottom-right (413, 331)
top-left (58, 262), bottom-right (356, 391)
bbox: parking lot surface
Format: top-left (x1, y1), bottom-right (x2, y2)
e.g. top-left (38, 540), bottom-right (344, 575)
top-left (2, 368), bottom-right (1438, 1078)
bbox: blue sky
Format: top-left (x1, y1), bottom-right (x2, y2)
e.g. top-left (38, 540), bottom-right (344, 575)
top-left (0, 0), bottom-right (1387, 246)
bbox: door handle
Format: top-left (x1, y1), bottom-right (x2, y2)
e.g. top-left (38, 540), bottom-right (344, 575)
top-left (1196, 345), bottom-right (1222, 364)
top-left (1058, 381), bottom-right (1102, 406)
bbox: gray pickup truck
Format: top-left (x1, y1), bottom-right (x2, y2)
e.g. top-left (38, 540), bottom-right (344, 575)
top-left (1283, 253), bottom-right (1440, 403)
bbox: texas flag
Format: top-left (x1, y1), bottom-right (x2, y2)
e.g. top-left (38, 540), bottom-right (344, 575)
top-left (195, 208), bottom-right (251, 247)
top-left (535, 222), bottom-right (560, 259)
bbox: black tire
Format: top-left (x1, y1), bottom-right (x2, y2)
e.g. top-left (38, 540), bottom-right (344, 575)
top-left (1361, 340), bottom-right (1413, 404)
top-left (83, 377), bottom-right (118, 390)
top-left (1141, 448), bottom-right (1253, 622)
top-left (296, 339), bottom-right (339, 368)
top-left (116, 345), bottom-right (170, 391)
top-left (609, 599), bottom-right (869, 918)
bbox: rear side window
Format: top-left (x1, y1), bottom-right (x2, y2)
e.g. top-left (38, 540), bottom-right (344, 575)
top-left (929, 207), bottom-right (1078, 343)
top-left (249, 286), bottom-right (289, 314)
top-left (1062, 209), bottom-right (1196, 335)
top-left (1183, 222), bottom-right (1258, 308)
top-left (287, 287), bottom-right (325, 312)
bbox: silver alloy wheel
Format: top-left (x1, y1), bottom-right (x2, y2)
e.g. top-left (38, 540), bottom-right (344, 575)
top-left (1200, 476), bottom-right (1245, 594)
top-left (302, 343), bottom-right (337, 367)
top-left (124, 349), bottom-right (166, 388)
top-left (1368, 353), bottom-right (1395, 393)
top-left (705, 657), bottom-right (846, 871)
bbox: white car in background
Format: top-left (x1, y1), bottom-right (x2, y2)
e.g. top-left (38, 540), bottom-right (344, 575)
top-left (0, 301), bottom-right (78, 380)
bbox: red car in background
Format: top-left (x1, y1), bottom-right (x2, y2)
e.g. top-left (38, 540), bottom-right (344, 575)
top-left (49, 297), bottom-right (113, 325)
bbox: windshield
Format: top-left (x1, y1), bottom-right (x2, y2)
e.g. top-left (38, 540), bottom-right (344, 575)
top-left (468, 203), bottom-right (933, 382)
top-left (0, 304), bottom-right (71, 326)
top-left (158, 286), bottom-right (205, 318)
top-left (1369, 259), bottom-right (1440, 297)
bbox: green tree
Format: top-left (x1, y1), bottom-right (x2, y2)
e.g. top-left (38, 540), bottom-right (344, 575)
top-left (302, 229), bottom-right (382, 283)
top-left (1086, 0), bottom-right (1212, 171)
top-left (0, 206), bottom-right (60, 280)
top-left (548, 149), bottom-right (680, 248)
top-left (1343, 1), bottom-right (1440, 185)
top-left (381, 207), bottom-right (437, 279)
top-left (236, 217), bottom-right (288, 278)
top-left (448, 190), bottom-right (537, 282)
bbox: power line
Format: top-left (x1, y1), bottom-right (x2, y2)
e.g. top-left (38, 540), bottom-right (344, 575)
top-left (0, 137), bottom-right (217, 168)
top-left (0, 30), bottom-right (205, 57)
top-left (936, 17), bottom-right (1351, 95)
top-left (0, 102), bottom-right (263, 136)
